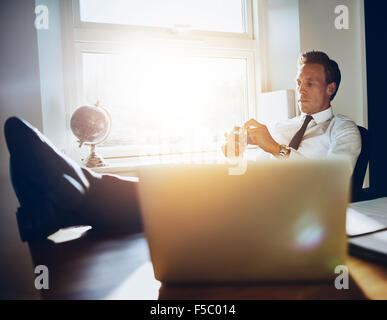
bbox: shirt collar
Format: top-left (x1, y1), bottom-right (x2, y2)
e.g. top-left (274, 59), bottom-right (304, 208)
top-left (301, 106), bottom-right (333, 124)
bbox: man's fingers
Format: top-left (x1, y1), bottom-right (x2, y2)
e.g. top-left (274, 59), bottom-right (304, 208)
top-left (243, 118), bottom-right (260, 129)
top-left (246, 127), bottom-right (261, 135)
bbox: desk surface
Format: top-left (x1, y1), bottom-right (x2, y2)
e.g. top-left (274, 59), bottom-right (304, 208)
top-left (29, 230), bottom-right (387, 300)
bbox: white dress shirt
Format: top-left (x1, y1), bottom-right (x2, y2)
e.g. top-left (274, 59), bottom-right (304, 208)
top-left (252, 107), bottom-right (361, 174)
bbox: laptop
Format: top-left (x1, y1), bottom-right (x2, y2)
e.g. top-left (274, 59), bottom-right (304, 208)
top-left (136, 158), bottom-right (352, 283)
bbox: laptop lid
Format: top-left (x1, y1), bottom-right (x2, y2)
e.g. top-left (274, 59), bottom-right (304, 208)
top-left (137, 158), bottom-right (351, 283)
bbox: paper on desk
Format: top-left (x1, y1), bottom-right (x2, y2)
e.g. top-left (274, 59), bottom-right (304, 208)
top-left (346, 197), bottom-right (387, 237)
top-left (47, 225), bottom-right (92, 243)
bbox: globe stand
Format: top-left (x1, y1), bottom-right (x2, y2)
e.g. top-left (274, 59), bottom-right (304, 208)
top-left (84, 144), bottom-right (106, 168)
top-left (71, 102), bottom-right (112, 168)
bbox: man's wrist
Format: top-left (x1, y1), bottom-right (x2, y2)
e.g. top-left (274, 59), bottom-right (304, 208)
top-left (272, 143), bottom-right (281, 156)
top-left (277, 144), bottom-right (291, 158)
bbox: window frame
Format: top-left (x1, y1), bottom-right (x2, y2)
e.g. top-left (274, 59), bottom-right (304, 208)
top-left (60, 0), bottom-right (262, 159)
top-left (72, 0), bottom-right (254, 39)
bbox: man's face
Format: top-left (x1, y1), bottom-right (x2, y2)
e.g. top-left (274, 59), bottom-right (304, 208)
top-left (296, 63), bottom-right (336, 115)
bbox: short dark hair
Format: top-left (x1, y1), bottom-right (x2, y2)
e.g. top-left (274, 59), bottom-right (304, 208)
top-left (298, 51), bottom-right (341, 101)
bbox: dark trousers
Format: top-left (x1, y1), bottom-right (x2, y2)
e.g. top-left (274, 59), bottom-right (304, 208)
top-left (10, 158), bottom-right (143, 239)
top-left (5, 116), bottom-right (143, 240)
top-left (79, 168), bottom-right (143, 234)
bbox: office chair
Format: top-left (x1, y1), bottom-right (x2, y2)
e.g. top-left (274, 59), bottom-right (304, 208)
top-left (351, 126), bottom-right (370, 202)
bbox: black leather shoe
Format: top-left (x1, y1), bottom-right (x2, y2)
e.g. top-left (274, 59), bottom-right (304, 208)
top-left (4, 117), bottom-right (90, 241)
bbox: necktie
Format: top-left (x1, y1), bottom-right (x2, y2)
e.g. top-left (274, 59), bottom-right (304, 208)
top-left (288, 115), bottom-right (313, 150)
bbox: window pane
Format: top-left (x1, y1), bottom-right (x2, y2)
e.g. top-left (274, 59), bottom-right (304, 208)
top-left (80, 0), bottom-right (245, 33)
top-left (82, 52), bottom-right (248, 154)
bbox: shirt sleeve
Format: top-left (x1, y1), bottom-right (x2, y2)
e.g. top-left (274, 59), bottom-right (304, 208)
top-left (287, 147), bottom-right (306, 160)
top-left (280, 116), bottom-right (361, 174)
top-left (326, 117), bottom-right (361, 174)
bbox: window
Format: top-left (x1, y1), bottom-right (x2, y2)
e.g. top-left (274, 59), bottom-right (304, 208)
top-left (79, 0), bottom-right (245, 33)
top-left (62, 0), bottom-right (260, 158)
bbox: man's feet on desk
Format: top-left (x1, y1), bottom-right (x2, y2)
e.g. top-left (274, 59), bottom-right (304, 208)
top-left (4, 117), bottom-right (91, 241)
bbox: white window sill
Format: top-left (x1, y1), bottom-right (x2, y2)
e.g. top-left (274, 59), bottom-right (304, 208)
top-left (90, 147), bottom-right (259, 176)
top-left (90, 150), bottom-right (224, 176)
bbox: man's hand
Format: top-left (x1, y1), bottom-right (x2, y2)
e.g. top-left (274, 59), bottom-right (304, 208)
top-left (243, 119), bottom-right (281, 156)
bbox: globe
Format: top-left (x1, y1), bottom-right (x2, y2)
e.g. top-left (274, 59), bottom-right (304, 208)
top-left (70, 104), bottom-right (111, 167)
top-left (70, 105), bottom-right (111, 147)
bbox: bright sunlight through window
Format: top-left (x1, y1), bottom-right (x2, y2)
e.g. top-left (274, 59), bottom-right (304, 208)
top-left (80, 0), bottom-right (245, 33)
top-left (83, 52), bottom-right (248, 154)
top-left (68, 0), bottom-right (256, 157)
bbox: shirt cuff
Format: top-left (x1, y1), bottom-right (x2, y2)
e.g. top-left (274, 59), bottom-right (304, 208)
top-left (287, 147), bottom-right (306, 159)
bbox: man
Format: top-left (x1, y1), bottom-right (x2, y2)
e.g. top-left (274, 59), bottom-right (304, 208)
top-left (225, 51), bottom-right (361, 174)
top-left (4, 51), bottom-right (361, 241)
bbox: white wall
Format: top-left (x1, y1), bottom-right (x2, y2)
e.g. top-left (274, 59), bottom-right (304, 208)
top-left (264, 0), bottom-right (301, 92)
top-left (36, 0), bottom-right (67, 151)
top-left (0, 0), bottom-right (42, 299)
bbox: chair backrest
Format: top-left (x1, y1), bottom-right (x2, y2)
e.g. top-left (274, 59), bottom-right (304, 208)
top-left (351, 126), bottom-right (369, 202)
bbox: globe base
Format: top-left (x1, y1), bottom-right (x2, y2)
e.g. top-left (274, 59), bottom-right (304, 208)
top-left (83, 144), bottom-right (107, 168)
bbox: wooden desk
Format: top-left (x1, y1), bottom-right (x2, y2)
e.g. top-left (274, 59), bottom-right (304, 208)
top-left (28, 230), bottom-right (387, 300)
